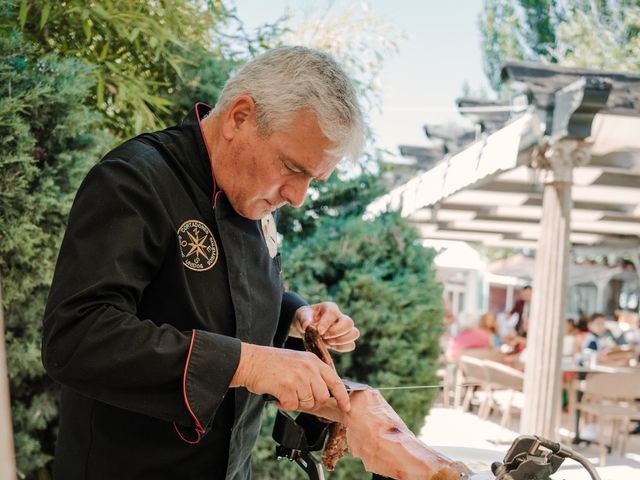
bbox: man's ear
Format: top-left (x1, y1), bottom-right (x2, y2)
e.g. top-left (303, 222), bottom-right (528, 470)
top-left (221, 95), bottom-right (256, 141)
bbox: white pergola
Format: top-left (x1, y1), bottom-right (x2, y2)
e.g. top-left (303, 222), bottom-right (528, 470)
top-left (367, 111), bottom-right (640, 252)
top-left (367, 62), bottom-right (640, 440)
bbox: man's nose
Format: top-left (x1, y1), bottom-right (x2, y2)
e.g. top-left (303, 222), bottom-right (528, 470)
top-left (281, 177), bottom-right (312, 208)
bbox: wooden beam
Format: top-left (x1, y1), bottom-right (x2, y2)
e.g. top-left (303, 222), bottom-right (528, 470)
top-left (593, 171), bottom-right (640, 188)
top-left (524, 197), bottom-right (630, 213)
top-left (589, 151), bottom-right (640, 170)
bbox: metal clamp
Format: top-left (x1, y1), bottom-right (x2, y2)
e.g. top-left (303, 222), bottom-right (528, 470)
top-left (272, 410), bottom-right (331, 480)
top-left (491, 435), bottom-right (601, 480)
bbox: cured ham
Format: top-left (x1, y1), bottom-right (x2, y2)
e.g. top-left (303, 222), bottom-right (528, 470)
top-left (303, 325), bottom-right (472, 479)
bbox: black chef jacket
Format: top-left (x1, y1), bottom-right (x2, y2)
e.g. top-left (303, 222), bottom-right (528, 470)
top-left (42, 103), bottom-right (306, 479)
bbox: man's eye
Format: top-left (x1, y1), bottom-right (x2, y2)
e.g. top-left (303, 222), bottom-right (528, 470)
top-left (284, 163), bottom-right (301, 174)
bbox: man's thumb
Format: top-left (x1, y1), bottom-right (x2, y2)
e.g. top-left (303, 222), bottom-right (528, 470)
top-left (297, 305), bottom-right (315, 329)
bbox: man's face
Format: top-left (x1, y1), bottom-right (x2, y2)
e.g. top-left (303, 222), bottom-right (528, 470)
top-left (219, 107), bottom-right (337, 220)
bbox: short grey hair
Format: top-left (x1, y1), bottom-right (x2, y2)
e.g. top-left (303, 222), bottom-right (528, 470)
top-left (213, 46), bottom-right (365, 161)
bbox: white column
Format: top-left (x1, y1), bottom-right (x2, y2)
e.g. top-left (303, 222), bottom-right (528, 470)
top-left (521, 140), bottom-right (589, 439)
top-left (465, 270), bottom-right (479, 317)
top-left (506, 285), bottom-right (514, 311)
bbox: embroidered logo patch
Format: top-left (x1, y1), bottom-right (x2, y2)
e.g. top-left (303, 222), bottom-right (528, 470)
top-left (261, 214), bottom-right (278, 258)
top-left (177, 220), bottom-right (218, 271)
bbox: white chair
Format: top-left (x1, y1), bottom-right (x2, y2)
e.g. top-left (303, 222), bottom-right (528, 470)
top-left (482, 360), bottom-right (524, 430)
top-left (577, 372), bottom-right (640, 465)
top-left (453, 348), bottom-right (503, 408)
top-left (457, 355), bottom-right (491, 416)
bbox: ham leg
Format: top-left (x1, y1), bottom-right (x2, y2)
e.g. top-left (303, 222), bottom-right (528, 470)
top-left (343, 388), bottom-right (472, 480)
top-left (303, 325), bottom-right (472, 479)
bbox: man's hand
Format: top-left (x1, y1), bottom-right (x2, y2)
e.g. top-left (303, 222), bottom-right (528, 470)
top-left (290, 302), bottom-right (360, 352)
top-left (229, 342), bottom-right (351, 413)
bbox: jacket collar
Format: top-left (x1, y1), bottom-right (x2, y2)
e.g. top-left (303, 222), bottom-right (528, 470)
top-left (179, 102), bottom-right (217, 202)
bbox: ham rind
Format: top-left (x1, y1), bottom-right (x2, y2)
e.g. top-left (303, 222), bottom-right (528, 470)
top-left (303, 326), bottom-right (346, 470)
top-left (321, 422), bottom-right (348, 470)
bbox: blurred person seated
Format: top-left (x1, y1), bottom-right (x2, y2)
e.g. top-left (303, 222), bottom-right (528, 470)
top-left (573, 316), bottom-right (590, 354)
top-left (582, 312), bottom-right (608, 355)
top-left (479, 311), bottom-right (502, 348)
top-left (563, 318), bottom-right (577, 356)
top-left (439, 298), bottom-right (457, 356)
top-left (598, 310), bottom-right (638, 354)
top-left (503, 318), bottom-right (528, 355)
top-left (617, 311), bottom-right (640, 347)
top-left (561, 318), bottom-right (580, 410)
top-left (445, 312), bottom-right (493, 362)
top-left (497, 310), bottom-right (516, 338)
top-left (597, 312), bottom-right (638, 366)
top-left (580, 313), bottom-right (609, 440)
top-left (564, 317), bottom-right (582, 356)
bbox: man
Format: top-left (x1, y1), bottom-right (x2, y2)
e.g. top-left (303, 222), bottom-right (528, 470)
top-left (42, 46), bottom-right (363, 479)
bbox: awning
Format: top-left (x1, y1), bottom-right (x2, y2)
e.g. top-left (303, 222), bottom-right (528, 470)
top-left (366, 112), bottom-right (640, 251)
top-left (366, 112), bottom-right (541, 218)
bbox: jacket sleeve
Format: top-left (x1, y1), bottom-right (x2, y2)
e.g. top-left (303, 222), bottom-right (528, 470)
top-left (42, 158), bottom-right (240, 440)
top-left (273, 291), bottom-right (308, 348)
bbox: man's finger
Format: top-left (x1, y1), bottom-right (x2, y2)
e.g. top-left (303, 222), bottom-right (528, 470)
top-left (296, 305), bottom-right (315, 330)
top-left (277, 392), bottom-right (301, 412)
top-left (322, 315), bottom-right (355, 339)
top-left (316, 304), bottom-right (340, 335)
top-left (328, 341), bottom-right (356, 353)
top-left (297, 387), bottom-right (315, 410)
top-left (327, 327), bottom-right (360, 346)
top-left (309, 379), bottom-right (330, 407)
top-left (322, 368), bottom-right (350, 412)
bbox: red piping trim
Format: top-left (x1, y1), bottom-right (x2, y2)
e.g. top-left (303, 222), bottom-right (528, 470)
top-left (174, 329), bottom-right (205, 445)
top-left (194, 102), bottom-right (219, 207)
top-left (213, 190), bottom-right (223, 208)
top-left (173, 421), bottom-right (202, 445)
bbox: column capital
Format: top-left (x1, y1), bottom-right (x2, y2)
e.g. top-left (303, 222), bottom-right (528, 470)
top-left (531, 139), bottom-right (591, 183)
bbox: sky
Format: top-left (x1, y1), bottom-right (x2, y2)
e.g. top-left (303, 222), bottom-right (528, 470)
top-left (234, 0), bottom-right (492, 152)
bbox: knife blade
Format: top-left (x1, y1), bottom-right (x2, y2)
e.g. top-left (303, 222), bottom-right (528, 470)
top-left (343, 379), bottom-right (477, 392)
top-left (263, 379), bottom-right (476, 402)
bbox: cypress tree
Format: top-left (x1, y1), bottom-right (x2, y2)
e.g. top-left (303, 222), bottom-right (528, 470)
top-left (0, 32), bottom-right (114, 477)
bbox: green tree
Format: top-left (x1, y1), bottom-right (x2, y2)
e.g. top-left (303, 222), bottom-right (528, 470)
top-left (554, 1), bottom-right (640, 71)
top-left (479, 0), bottom-right (531, 92)
top-left (479, 0), bottom-right (640, 93)
top-left (3, 3), bottom-right (439, 479)
top-left (0, 2), bottom-right (283, 477)
top-left (12, 0), bottom-right (232, 136)
top-left (285, 211), bottom-right (443, 433)
top-left (252, 171), bottom-right (443, 479)
top-left (166, 45), bottom-right (238, 125)
top-left (0, 32), bottom-right (114, 477)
